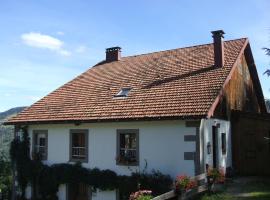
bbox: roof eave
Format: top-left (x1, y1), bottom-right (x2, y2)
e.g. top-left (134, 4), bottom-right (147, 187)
top-left (4, 115), bottom-right (207, 126)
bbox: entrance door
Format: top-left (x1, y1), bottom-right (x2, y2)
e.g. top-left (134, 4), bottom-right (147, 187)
top-left (68, 183), bottom-right (91, 200)
top-left (212, 126), bottom-right (218, 168)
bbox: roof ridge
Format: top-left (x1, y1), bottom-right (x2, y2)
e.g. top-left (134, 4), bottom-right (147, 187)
top-left (122, 38), bottom-right (248, 59)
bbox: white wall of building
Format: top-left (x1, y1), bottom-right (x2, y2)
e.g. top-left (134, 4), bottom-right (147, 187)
top-left (27, 120), bottom-right (196, 200)
top-left (92, 190), bottom-right (117, 200)
top-left (201, 118), bottom-right (232, 171)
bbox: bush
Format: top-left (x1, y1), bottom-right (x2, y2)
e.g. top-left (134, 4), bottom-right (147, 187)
top-left (10, 130), bottom-right (173, 200)
top-left (129, 190), bottom-right (153, 200)
top-left (175, 175), bottom-right (197, 192)
top-left (0, 152), bottom-right (12, 199)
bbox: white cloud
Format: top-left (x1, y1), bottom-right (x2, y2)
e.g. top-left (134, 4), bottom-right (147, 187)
top-left (21, 32), bottom-right (71, 56)
top-left (59, 49), bottom-right (72, 56)
top-left (75, 45), bottom-right (87, 53)
top-left (56, 31), bottom-right (65, 35)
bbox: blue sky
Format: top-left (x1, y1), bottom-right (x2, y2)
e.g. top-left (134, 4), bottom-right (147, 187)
top-left (0, 0), bottom-right (270, 112)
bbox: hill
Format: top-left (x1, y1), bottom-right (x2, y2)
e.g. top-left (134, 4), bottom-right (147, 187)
top-left (0, 106), bottom-right (27, 123)
top-left (0, 106), bottom-right (27, 157)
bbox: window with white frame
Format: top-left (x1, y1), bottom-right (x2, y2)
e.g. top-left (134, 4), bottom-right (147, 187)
top-left (70, 129), bottom-right (88, 162)
top-left (117, 129), bottom-right (139, 165)
top-left (33, 130), bottom-right (48, 160)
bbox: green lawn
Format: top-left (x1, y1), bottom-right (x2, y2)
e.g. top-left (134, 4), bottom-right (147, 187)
top-left (197, 178), bottom-right (270, 200)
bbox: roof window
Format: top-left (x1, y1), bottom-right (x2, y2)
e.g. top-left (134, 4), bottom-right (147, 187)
top-left (114, 88), bottom-right (132, 98)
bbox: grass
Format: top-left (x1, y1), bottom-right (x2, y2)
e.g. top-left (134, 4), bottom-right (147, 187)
top-left (196, 178), bottom-right (270, 200)
top-left (198, 193), bottom-right (234, 200)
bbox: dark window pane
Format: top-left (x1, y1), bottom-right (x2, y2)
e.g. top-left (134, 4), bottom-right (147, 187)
top-left (71, 132), bottom-right (86, 159)
top-left (119, 132), bottom-right (137, 164)
top-left (221, 133), bottom-right (226, 154)
top-left (39, 138), bottom-right (46, 146)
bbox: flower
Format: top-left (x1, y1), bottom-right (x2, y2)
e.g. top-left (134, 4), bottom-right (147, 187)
top-left (175, 175), bottom-right (197, 192)
top-left (129, 190), bottom-right (153, 200)
top-left (207, 167), bottom-right (225, 184)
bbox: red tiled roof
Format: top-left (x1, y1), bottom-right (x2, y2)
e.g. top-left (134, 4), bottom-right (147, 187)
top-left (7, 38), bottom-right (247, 124)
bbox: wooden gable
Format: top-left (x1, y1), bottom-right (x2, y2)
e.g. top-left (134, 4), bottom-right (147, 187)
top-left (213, 43), bottom-right (267, 119)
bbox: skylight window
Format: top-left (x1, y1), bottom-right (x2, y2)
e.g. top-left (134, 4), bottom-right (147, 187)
top-left (114, 88), bottom-right (132, 98)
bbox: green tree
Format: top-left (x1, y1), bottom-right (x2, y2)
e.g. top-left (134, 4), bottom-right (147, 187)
top-left (263, 47), bottom-right (270, 76)
top-left (0, 152), bottom-right (12, 199)
top-left (266, 99), bottom-right (270, 112)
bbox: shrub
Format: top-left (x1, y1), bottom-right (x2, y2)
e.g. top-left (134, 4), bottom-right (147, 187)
top-left (175, 175), bottom-right (197, 192)
top-left (0, 152), bottom-right (12, 199)
top-left (129, 190), bottom-right (153, 200)
top-left (207, 168), bottom-right (225, 184)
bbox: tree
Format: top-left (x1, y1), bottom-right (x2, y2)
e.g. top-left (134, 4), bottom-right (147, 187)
top-left (263, 47), bottom-right (270, 76)
top-left (0, 152), bottom-right (12, 199)
top-left (266, 99), bottom-right (270, 113)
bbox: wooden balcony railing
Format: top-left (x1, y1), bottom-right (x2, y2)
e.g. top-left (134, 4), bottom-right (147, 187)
top-left (72, 147), bottom-right (86, 158)
top-left (119, 148), bottom-right (137, 163)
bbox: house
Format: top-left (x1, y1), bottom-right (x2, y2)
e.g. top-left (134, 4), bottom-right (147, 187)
top-left (6, 30), bottom-right (267, 200)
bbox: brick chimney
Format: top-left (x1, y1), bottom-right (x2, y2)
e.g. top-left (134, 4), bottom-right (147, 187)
top-left (211, 30), bottom-right (225, 68)
top-left (106, 47), bottom-right (121, 62)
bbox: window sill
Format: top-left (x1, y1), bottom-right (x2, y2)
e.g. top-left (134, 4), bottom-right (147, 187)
top-left (116, 161), bottom-right (139, 166)
top-left (69, 158), bottom-right (88, 163)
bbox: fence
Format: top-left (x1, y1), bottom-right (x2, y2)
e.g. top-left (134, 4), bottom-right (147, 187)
top-left (152, 173), bottom-right (207, 200)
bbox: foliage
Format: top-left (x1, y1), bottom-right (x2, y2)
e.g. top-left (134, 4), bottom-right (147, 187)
top-left (175, 175), bottom-right (197, 192)
top-left (265, 99), bottom-right (270, 113)
top-left (10, 129), bottom-right (173, 199)
top-left (0, 125), bottom-right (14, 156)
top-left (263, 47), bottom-right (270, 56)
top-left (129, 190), bottom-right (153, 200)
top-left (10, 127), bottom-right (32, 198)
top-left (0, 106), bottom-right (26, 159)
top-left (207, 168), bottom-right (225, 184)
top-left (263, 47), bottom-right (270, 76)
top-left (0, 152), bottom-right (12, 199)
top-left (198, 193), bottom-right (233, 200)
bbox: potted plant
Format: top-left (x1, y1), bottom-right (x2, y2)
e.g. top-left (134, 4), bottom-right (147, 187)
top-left (129, 190), bottom-right (153, 200)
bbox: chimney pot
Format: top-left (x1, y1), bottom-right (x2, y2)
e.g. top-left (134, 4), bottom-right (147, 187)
top-left (211, 30), bottom-right (225, 68)
top-left (106, 46), bottom-right (121, 62)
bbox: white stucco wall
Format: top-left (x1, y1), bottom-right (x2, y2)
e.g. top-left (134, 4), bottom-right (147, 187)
top-left (57, 185), bottom-right (66, 200)
top-left (92, 190), bottom-right (117, 200)
top-left (27, 120), bottom-right (196, 200)
top-left (201, 118), bottom-right (232, 171)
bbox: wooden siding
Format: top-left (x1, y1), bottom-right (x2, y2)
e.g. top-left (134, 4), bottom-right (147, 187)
top-left (231, 111), bottom-right (270, 175)
top-left (214, 54), bottom-right (261, 118)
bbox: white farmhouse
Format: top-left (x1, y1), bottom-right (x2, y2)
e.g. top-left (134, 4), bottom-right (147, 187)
top-left (6, 30), bottom-right (267, 200)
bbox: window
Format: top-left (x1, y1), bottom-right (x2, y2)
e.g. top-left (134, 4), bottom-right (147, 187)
top-left (221, 133), bottom-right (226, 154)
top-left (33, 130), bottom-right (48, 160)
top-left (70, 129), bottom-right (88, 162)
top-left (117, 129), bottom-right (139, 165)
top-left (114, 88), bottom-right (131, 98)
